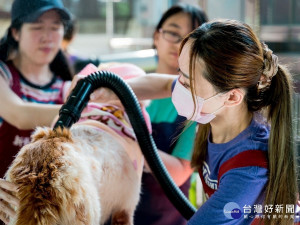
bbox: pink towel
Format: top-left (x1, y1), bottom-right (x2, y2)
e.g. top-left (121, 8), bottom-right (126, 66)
top-left (78, 63), bottom-right (98, 76)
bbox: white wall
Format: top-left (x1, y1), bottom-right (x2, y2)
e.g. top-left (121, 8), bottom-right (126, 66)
top-left (206, 0), bottom-right (244, 21)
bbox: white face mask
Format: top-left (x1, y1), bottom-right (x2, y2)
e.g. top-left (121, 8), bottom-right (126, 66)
top-left (171, 79), bottom-right (223, 124)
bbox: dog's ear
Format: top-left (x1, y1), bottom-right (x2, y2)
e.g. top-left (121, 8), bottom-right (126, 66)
top-left (8, 133), bottom-right (66, 225)
top-left (15, 185), bottom-right (61, 225)
top-left (13, 161), bottom-right (63, 225)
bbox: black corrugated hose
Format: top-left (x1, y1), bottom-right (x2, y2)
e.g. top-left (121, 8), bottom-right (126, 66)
top-left (54, 71), bottom-right (197, 220)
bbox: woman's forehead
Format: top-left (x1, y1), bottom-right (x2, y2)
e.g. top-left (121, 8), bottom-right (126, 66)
top-left (179, 42), bottom-right (206, 77)
top-left (163, 12), bottom-right (192, 31)
top-left (178, 41), bottom-right (192, 69)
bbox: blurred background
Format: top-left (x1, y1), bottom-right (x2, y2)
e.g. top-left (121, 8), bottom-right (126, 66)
top-left (0, 0), bottom-right (299, 147)
top-left (0, 0), bottom-right (299, 73)
top-left (0, 0), bottom-right (298, 71)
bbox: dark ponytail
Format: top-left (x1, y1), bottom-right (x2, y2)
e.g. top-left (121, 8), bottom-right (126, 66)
top-left (263, 65), bottom-right (297, 225)
top-left (50, 50), bottom-right (73, 81)
top-left (0, 22), bottom-right (21, 61)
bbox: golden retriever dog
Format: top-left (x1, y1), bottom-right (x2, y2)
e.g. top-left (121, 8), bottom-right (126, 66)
top-left (4, 63), bottom-right (150, 225)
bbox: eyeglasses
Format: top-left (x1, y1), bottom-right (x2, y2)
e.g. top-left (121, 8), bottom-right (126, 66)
top-left (159, 29), bottom-right (183, 44)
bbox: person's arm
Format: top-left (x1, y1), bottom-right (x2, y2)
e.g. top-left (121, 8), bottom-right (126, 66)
top-left (88, 73), bottom-right (177, 102)
top-left (0, 179), bottom-right (19, 224)
top-left (159, 121), bottom-right (197, 186)
top-left (144, 151), bottom-right (193, 186)
top-left (144, 122), bottom-right (197, 186)
top-left (0, 76), bottom-right (61, 130)
top-left (127, 73), bottom-right (177, 100)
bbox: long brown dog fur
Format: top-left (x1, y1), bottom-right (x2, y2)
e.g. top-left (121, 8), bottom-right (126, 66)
top-left (5, 124), bottom-right (141, 225)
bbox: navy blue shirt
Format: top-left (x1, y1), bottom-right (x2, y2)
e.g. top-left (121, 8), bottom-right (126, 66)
top-left (188, 117), bottom-right (269, 225)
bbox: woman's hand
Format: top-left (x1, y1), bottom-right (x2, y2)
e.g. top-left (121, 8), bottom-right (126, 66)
top-left (65, 63), bottom-right (118, 103)
top-left (0, 179), bottom-right (19, 224)
top-left (66, 74), bottom-right (119, 103)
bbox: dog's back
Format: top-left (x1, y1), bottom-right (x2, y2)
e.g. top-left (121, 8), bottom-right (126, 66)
top-left (6, 125), bottom-right (141, 225)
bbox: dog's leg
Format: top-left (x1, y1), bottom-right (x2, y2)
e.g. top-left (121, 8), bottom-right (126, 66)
top-left (111, 210), bottom-right (133, 225)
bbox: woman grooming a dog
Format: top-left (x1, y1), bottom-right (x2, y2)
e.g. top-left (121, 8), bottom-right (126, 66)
top-left (0, 0), bottom-right (72, 223)
top-left (89, 19), bottom-right (298, 224)
top-left (1, 3), bottom-right (298, 225)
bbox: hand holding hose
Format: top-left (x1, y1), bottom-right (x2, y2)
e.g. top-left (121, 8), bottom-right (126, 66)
top-left (68, 63), bottom-right (121, 104)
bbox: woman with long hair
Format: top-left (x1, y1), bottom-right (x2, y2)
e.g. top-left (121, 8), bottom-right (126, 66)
top-left (92, 19), bottom-right (297, 225)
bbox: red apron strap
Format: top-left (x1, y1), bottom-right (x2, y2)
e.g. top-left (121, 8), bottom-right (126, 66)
top-left (218, 150), bottom-right (268, 184)
top-left (198, 150), bottom-right (268, 199)
top-left (6, 61), bottom-right (23, 97)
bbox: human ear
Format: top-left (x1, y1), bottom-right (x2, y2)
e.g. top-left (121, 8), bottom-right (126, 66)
top-left (11, 28), bottom-right (20, 42)
top-left (153, 30), bottom-right (160, 48)
top-left (224, 89), bottom-right (245, 107)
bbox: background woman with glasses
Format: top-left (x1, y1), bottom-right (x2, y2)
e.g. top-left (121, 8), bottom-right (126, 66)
top-left (134, 3), bottom-right (208, 225)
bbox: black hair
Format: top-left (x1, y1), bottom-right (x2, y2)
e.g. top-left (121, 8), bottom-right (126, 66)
top-left (0, 18), bottom-right (73, 81)
top-left (155, 3), bottom-right (208, 33)
top-left (63, 18), bottom-right (78, 42)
